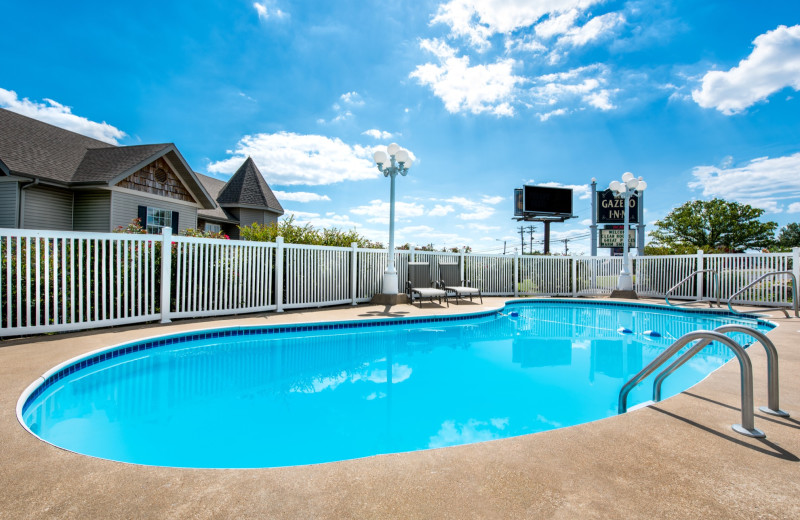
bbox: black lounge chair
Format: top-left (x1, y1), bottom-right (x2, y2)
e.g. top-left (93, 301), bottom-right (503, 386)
top-left (438, 263), bottom-right (482, 304)
top-left (407, 262), bottom-right (449, 307)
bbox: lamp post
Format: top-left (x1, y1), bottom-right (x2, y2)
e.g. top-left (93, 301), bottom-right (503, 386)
top-left (609, 172), bottom-right (647, 291)
top-left (373, 143), bottom-right (412, 295)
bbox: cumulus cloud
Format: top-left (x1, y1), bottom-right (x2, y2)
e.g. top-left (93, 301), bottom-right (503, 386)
top-left (253, 1), bottom-right (287, 21)
top-left (530, 64), bottom-right (617, 114)
top-left (207, 132), bottom-right (379, 186)
top-left (0, 88), bottom-right (125, 144)
top-left (351, 199), bottom-right (426, 224)
top-left (692, 25), bottom-right (800, 114)
top-left (411, 40), bottom-right (522, 116)
top-left (429, 204), bottom-right (455, 216)
top-left (339, 91), bottom-right (364, 106)
top-left (272, 191), bottom-right (331, 203)
top-left (443, 196), bottom-right (497, 220)
top-left (362, 129), bottom-right (394, 140)
top-left (688, 152), bottom-right (800, 213)
top-left (431, 0), bottom-right (603, 50)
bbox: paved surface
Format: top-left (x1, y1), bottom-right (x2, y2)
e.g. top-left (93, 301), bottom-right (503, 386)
top-left (1, 297), bottom-right (799, 519)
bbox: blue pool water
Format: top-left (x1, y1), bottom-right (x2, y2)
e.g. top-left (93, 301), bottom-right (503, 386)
top-left (19, 301), bottom-right (772, 468)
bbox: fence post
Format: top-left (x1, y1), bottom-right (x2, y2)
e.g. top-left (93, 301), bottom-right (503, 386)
top-left (571, 256), bottom-right (577, 297)
top-left (460, 247), bottom-right (466, 283)
top-left (793, 248), bottom-right (800, 300)
top-left (514, 251), bottom-right (519, 297)
top-left (160, 228), bottom-right (172, 324)
top-left (696, 249), bottom-right (704, 303)
top-left (351, 242), bottom-right (358, 306)
top-left (410, 245), bottom-right (416, 262)
top-left (275, 236), bottom-right (284, 313)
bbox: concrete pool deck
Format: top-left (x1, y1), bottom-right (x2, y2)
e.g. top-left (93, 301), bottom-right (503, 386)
top-left (1, 297), bottom-right (798, 519)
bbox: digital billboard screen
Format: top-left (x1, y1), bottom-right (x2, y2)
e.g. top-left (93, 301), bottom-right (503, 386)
top-left (522, 185), bottom-right (573, 215)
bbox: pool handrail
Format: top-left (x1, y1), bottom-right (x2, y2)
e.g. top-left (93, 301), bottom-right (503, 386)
top-left (617, 330), bottom-right (764, 438)
top-left (652, 325), bottom-right (789, 418)
top-left (665, 269), bottom-right (720, 308)
top-left (726, 271), bottom-right (799, 318)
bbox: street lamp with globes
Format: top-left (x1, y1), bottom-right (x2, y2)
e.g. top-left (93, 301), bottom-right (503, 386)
top-left (373, 143), bottom-right (412, 295)
top-left (608, 172), bottom-right (647, 291)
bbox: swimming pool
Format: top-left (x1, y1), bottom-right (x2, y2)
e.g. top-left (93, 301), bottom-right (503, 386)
top-left (18, 300), bottom-right (773, 468)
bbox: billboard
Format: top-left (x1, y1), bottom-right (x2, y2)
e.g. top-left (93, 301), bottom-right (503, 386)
top-left (522, 185), bottom-right (573, 215)
top-left (514, 188), bottom-right (523, 216)
top-left (597, 190), bottom-right (638, 223)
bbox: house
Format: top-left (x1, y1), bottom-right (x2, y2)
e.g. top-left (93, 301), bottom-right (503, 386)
top-left (0, 108), bottom-right (283, 237)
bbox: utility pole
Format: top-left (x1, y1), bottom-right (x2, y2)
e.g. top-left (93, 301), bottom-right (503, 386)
top-left (527, 225), bottom-right (536, 254)
top-left (518, 226), bottom-right (526, 255)
top-left (559, 238), bottom-right (570, 255)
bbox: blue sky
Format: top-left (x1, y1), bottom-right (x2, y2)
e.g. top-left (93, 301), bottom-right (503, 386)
top-left (2, 0), bottom-right (800, 254)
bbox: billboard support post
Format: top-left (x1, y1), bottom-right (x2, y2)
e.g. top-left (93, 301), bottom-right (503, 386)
top-left (590, 178), bottom-right (598, 256)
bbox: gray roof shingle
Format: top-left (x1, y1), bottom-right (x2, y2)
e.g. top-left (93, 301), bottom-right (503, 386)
top-left (195, 173), bottom-right (239, 223)
top-left (72, 144), bottom-right (171, 183)
top-left (216, 157), bottom-right (284, 214)
top-left (0, 108), bottom-right (114, 182)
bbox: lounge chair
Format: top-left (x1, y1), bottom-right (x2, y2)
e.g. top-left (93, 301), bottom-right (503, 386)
top-left (407, 262), bottom-right (449, 307)
top-left (439, 263), bottom-right (482, 304)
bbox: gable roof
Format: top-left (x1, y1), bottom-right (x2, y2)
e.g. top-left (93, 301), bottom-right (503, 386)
top-left (215, 157), bottom-right (284, 214)
top-left (0, 108), bottom-right (216, 209)
top-left (0, 108), bottom-right (114, 182)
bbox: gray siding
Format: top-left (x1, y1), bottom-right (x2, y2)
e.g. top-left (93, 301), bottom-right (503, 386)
top-left (237, 208), bottom-right (278, 227)
top-left (22, 185), bottom-right (73, 230)
top-left (111, 190), bottom-right (197, 233)
top-left (73, 191), bottom-right (111, 232)
top-left (0, 182), bottom-right (18, 228)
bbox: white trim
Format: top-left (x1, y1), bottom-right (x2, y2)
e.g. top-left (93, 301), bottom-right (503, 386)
top-left (110, 186), bottom-right (203, 208)
top-left (0, 175), bottom-right (26, 182)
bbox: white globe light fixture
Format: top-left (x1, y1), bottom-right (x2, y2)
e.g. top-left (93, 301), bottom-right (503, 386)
top-left (373, 143), bottom-right (412, 295)
top-left (610, 172), bottom-right (647, 292)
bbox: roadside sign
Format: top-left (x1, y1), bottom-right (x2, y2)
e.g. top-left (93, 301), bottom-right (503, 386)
top-left (599, 228), bottom-right (636, 248)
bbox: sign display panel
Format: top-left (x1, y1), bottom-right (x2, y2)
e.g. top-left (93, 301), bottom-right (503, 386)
top-left (598, 228), bottom-right (636, 248)
top-left (523, 185), bottom-right (573, 215)
top-left (514, 188), bottom-right (523, 216)
top-left (597, 190), bottom-right (638, 223)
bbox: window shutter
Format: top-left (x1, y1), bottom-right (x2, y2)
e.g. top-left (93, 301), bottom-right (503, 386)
top-left (137, 206), bottom-right (147, 229)
top-left (171, 211), bottom-right (179, 234)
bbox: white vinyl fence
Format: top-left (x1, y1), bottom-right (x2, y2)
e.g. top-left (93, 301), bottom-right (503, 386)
top-left (1, 226), bottom-right (798, 337)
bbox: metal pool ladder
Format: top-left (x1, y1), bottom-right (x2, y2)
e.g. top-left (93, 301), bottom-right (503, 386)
top-left (665, 269), bottom-right (720, 308)
top-left (618, 329), bottom-right (768, 438)
top-left (727, 271), bottom-right (799, 318)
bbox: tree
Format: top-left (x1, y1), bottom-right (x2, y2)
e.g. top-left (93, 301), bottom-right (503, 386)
top-left (239, 215), bottom-right (383, 248)
top-left (647, 198), bottom-right (777, 253)
top-left (776, 222), bottom-right (800, 249)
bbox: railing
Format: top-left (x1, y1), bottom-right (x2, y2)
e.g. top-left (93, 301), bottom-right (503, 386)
top-left (2, 226), bottom-right (799, 337)
top-left (727, 271), bottom-right (799, 318)
top-left (665, 269), bottom-right (720, 308)
top-left (618, 330), bottom-right (765, 438)
top-left (653, 324), bottom-right (789, 418)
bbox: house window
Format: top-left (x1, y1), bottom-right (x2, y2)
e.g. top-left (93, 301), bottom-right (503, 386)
top-left (146, 207), bottom-right (172, 234)
top-left (205, 223), bottom-right (221, 233)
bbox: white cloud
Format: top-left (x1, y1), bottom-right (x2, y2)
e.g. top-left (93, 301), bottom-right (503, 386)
top-left (207, 132), bottom-right (378, 186)
top-left (430, 0), bottom-right (603, 50)
top-left (411, 43), bottom-right (522, 116)
top-left (0, 88), bottom-right (125, 144)
top-left (556, 12), bottom-right (625, 48)
top-left (429, 204), bottom-right (455, 216)
top-left (788, 202), bottom-right (800, 213)
top-left (444, 196), bottom-right (496, 220)
top-left (688, 152), bottom-right (800, 213)
top-left (253, 1), bottom-right (287, 21)
top-left (530, 64), bottom-right (616, 114)
top-left (272, 191), bottom-right (331, 203)
top-left (351, 199), bottom-right (426, 224)
top-left (481, 195), bottom-right (505, 204)
top-left (340, 91), bottom-right (364, 106)
top-left (535, 9), bottom-right (580, 39)
top-left (362, 129), bottom-right (394, 140)
top-left (692, 25), bottom-right (800, 114)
